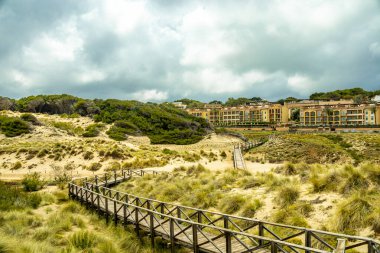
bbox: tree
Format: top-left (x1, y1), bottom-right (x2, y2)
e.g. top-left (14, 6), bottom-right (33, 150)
top-left (290, 109), bottom-right (300, 122)
top-left (209, 100), bottom-right (222, 104)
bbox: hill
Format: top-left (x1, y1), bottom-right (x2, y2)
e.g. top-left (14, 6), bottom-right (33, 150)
top-left (0, 95), bottom-right (211, 144)
top-left (309, 87), bottom-right (380, 101)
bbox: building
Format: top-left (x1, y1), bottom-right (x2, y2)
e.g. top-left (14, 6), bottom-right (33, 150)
top-left (186, 100), bottom-right (380, 127)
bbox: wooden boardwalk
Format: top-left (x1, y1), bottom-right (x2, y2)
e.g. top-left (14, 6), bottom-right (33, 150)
top-left (69, 170), bottom-right (380, 253)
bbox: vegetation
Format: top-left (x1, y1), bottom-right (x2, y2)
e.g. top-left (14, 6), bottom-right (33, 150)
top-left (20, 113), bottom-right (41, 125)
top-left (174, 98), bottom-right (204, 108)
top-left (0, 181), bottom-right (179, 252)
top-left (22, 172), bottom-right (45, 191)
top-left (1, 94), bottom-right (210, 144)
top-left (309, 87), bottom-right (380, 101)
top-left (0, 181), bottom-right (41, 210)
top-left (116, 162), bottom-right (380, 238)
top-left (82, 123), bottom-right (104, 137)
top-left (0, 115), bottom-right (31, 137)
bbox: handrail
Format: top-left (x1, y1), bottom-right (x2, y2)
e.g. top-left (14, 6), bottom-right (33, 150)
top-left (69, 170), bottom-right (380, 253)
top-left (89, 179), bottom-right (380, 244)
top-left (70, 182), bottom-right (331, 253)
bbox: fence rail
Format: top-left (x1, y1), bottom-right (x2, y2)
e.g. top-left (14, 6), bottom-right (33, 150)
top-left (69, 170), bottom-right (380, 253)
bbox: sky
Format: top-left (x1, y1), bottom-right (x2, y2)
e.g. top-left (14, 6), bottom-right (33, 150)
top-left (0, 0), bottom-right (380, 102)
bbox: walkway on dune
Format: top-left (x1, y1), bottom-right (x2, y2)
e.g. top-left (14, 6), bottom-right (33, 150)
top-left (69, 170), bottom-right (380, 253)
top-left (232, 139), bottom-right (267, 170)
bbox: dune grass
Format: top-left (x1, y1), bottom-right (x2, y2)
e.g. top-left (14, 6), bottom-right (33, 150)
top-left (0, 181), bottom-right (182, 253)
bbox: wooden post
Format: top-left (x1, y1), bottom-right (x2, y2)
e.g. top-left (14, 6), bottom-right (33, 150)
top-left (259, 222), bottom-right (264, 245)
top-left (97, 192), bottom-right (100, 214)
top-left (333, 238), bottom-right (346, 253)
top-left (177, 207), bottom-right (181, 224)
top-left (80, 188), bottom-right (83, 203)
top-left (91, 185), bottom-right (94, 206)
top-left (135, 207), bottom-right (140, 237)
top-left (224, 216), bottom-right (232, 253)
top-left (160, 203), bottom-right (165, 219)
top-left (197, 211), bottom-right (202, 224)
top-left (105, 196), bottom-right (109, 223)
top-left (305, 230), bottom-right (312, 253)
top-left (170, 218), bottom-right (175, 253)
top-left (368, 241), bottom-right (374, 253)
top-left (104, 174), bottom-right (108, 186)
top-left (123, 203), bottom-right (127, 227)
top-left (114, 199), bottom-right (118, 225)
top-left (95, 175), bottom-right (98, 185)
top-left (192, 224), bottom-right (199, 253)
top-left (114, 170), bottom-right (117, 183)
top-left (271, 242), bottom-right (278, 253)
top-left (149, 211), bottom-right (155, 248)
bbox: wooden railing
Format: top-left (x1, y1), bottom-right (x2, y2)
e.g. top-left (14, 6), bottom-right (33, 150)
top-left (69, 170), bottom-right (380, 253)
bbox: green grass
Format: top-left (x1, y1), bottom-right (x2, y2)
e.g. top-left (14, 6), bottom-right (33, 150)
top-left (331, 192), bottom-right (374, 234)
top-left (51, 121), bottom-right (84, 136)
top-left (0, 182), bottom-right (183, 253)
top-left (0, 181), bottom-right (41, 210)
top-left (275, 185), bottom-right (300, 207)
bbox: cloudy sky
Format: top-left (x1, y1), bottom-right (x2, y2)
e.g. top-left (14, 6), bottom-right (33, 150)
top-left (0, 0), bottom-right (380, 102)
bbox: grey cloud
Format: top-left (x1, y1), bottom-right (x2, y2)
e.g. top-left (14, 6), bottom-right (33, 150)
top-left (0, 0), bottom-right (379, 102)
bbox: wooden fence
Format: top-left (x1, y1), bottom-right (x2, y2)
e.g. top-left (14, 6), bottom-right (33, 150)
top-left (69, 170), bottom-right (380, 253)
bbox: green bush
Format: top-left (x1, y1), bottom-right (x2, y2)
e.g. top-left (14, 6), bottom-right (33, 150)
top-left (11, 161), bottom-right (22, 171)
top-left (276, 185), bottom-right (300, 207)
top-left (0, 181), bottom-right (42, 210)
top-left (52, 121), bottom-right (83, 136)
top-left (22, 172), bottom-right (45, 192)
top-left (218, 194), bottom-right (246, 214)
top-left (69, 230), bottom-right (97, 249)
top-left (240, 199), bottom-right (263, 217)
top-left (332, 192), bottom-right (373, 233)
top-left (82, 123), bottom-right (104, 137)
top-left (87, 162), bottom-right (102, 173)
top-left (0, 116), bottom-right (31, 137)
top-left (20, 113), bottom-right (40, 125)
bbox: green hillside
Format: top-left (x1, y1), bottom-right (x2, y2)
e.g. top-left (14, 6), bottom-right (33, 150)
top-left (0, 95), bottom-right (211, 144)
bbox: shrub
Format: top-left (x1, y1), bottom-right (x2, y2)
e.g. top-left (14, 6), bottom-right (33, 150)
top-left (106, 126), bottom-right (129, 141)
top-left (0, 116), bottom-right (31, 137)
top-left (83, 151), bottom-right (94, 160)
top-left (87, 162), bottom-right (102, 173)
top-left (361, 163), bottom-right (380, 186)
top-left (240, 199), bottom-right (263, 217)
top-left (276, 185), bottom-right (300, 207)
top-left (273, 207), bottom-right (309, 227)
top-left (332, 192), bottom-right (373, 233)
top-left (20, 113), bottom-right (40, 125)
top-left (22, 172), bottom-right (45, 192)
top-left (339, 170), bottom-right (369, 194)
top-left (0, 181), bottom-right (42, 210)
top-left (37, 149), bottom-right (49, 158)
top-left (310, 169), bottom-right (342, 192)
top-left (10, 161), bottom-right (22, 171)
top-left (69, 230), bottom-right (97, 249)
top-left (218, 194), bottom-right (246, 214)
top-left (82, 123), bottom-right (104, 137)
top-left (52, 121), bottom-right (83, 136)
top-left (105, 162), bottom-right (121, 172)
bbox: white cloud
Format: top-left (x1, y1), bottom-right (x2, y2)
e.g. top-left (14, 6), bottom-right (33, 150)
top-left (131, 89), bottom-right (168, 102)
top-left (0, 0), bottom-right (379, 101)
top-left (287, 74), bottom-right (315, 96)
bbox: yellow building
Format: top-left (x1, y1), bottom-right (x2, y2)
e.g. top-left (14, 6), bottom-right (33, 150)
top-left (186, 100), bottom-right (380, 127)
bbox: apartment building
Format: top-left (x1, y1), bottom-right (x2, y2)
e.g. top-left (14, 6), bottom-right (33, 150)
top-left (299, 104), bottom-right (378, 126)
top-left (186, 100), bottom-right (380, 126)
top-left (187, 103), bottom-right (288, 125)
